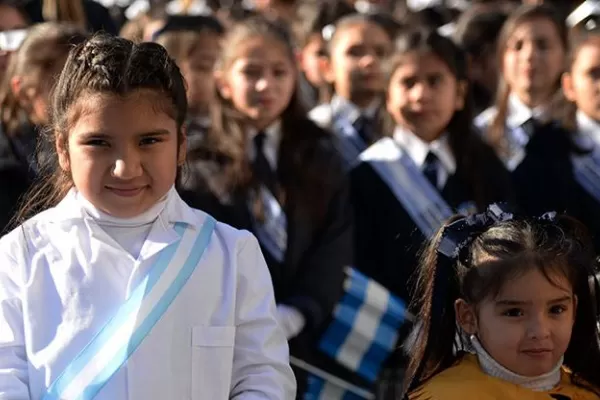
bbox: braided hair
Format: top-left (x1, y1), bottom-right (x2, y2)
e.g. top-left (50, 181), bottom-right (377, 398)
top-left (14, 34), bottom-right (187, 224)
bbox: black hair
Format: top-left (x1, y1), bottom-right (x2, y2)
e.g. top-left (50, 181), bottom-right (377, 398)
top-left (15, 34), bottom-right (187, 223)
top-left (384, 27), bottom-right (508, 209)
top-left (190, 15), bottom-right (338, 223)
top-left (293, 0), bottom-right (354, 48)
top-left (488, 4), bottom-right (568, 156)
top-left (406, 209), bottom-right (600, 396)
top-left (151, 15), bottom-right (225, 41)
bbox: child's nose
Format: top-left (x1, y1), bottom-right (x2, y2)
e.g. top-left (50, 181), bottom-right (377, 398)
top-left (527, 315), bottom-right (551, 339)
top-left (112, 151), bottom-right (143, 179)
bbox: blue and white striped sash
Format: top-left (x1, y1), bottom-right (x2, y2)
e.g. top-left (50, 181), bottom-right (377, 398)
top-left (43, 217), bottom-right (216, 400)
top-left (359, 137), bottom-right (453, 237)
top-left (250, 186), bottom-right (287, 263)
top-left (573, 147), bottom-right (600, 204)
top-left (331, 113), bottom-right (368, 170)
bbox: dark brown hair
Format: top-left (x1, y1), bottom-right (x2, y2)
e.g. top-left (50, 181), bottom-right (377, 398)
top-left (14, 34), bottom-right (187, 223)
top-left (406, 213), bottom-right (600, 396)
top-left (201, 16), bottom-right (335, 222)
top-left (0, 22), bottom-right (87, 137)
top-left (488, 4), bottom-right (568, 155)
top-left (384, 27), bottom-right (502, 209)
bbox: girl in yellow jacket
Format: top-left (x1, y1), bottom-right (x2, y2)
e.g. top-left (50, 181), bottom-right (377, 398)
top-left (404, 205), bottom-right (600, 400)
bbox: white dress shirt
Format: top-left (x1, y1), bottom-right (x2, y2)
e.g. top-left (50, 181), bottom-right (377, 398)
top-left (308, 95), bottom-right (380, 131)
top-left (0, 188), bottom-right (296, 400)
top-left (576, 110), bottom-right (600, 149)
top-left (393, 126), bottom-right (457, 189)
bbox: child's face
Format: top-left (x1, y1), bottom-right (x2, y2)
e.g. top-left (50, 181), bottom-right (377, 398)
top-left (502, 17), bottom-right (565, 107)
top-left (180, 33), bottom-right (220, 115)
top-left (58, 90), bottom-right (185, 218)
top-left (324, 22), bottom-right (391, 106)
top-left (386, 52), bottom-right (465, 142)
top-left (458, 268), bottom-right (576, 377)
top-left (300, 34), bottom-right (326, 88)
top-left (563, 41), bottom-right (600, 122)
top-left (218, 36), bottom-right (296, 130)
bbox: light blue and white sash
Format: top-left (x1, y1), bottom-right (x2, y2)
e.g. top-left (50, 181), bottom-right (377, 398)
top-left (250, 185), bottom-right (287, 263)
top-left (318, 267), bottom-right (408, 384)
top-left (573, 146), bottom-right (600, 204)
top-left (359, 137), bottom-right (454, 237)
top-left (43, 217), bottom-right (216, 400)
top-left (331, 112), bottom-right (368, 170)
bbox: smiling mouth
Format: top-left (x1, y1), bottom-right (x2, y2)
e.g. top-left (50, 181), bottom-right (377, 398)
top-left (105, 186), bottom-right (146, 197)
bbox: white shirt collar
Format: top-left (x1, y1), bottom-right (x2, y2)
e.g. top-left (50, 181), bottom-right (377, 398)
top-left (393, 125), bottom-right (456, 174)
top-left (576, 110), bottom-right (600, 148)
top-left (51, 186), bottom-right (200, 228)
top-left (506, 94), bottom-right (549, 129)
top-left (331, 95), bottom-right (380, 124)
top-left (248, 119), bottom-right (282, 170)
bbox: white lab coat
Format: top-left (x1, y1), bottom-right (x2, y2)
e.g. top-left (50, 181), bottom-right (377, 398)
top-left (0, 190), bottom-right (296, 400)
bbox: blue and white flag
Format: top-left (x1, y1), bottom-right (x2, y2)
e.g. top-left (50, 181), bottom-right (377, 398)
top-left (318, 267), bottom-right (408, 384)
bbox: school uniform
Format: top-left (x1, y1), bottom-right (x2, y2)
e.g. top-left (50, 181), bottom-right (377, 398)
top-left (475, 94), bottom-right (580, 217)
top-left (350, 126), bottom-right (512, 303)
top-left (0, 187), bottom-right (296, 399)
top-left (177, 119), bottom-right (353, 393)
top-left (309, 95), bottom-right (382, 169)
top-left (0, 121), bottom-right (40, 233)
top-left (569, 110), bottom-right (600, 252)
top-left (408, 353), bottom-right (600, 400)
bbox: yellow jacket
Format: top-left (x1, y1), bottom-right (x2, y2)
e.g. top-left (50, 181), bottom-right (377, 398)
top-left (409, 354), bottom-right (600, 400)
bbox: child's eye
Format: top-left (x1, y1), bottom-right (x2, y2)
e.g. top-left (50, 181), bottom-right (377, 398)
top-left (427, 75), bottom-right (442, 87)
top-left (85, 139), bottom-right (110, 147)
top-left (242, 67), bottom-right (262, 78)
top-left (510, 40), bottom-right (524, 51)
top-left (535, 38), bottom-right (549, 52)
top-left (139, 137), bottom-right (162, 146)
top-left (401, 77), bottom-right (416, 89)
top-left (587, 67), bottom-right (600, 80)
top-left (273, 68), bottom-right (288, 78)
top-left (550, 305), bottom-right (567, 315)
top-left (347, 45), bottom-right (366, 58)
top-left (502, 308), bottom-right (524, 317)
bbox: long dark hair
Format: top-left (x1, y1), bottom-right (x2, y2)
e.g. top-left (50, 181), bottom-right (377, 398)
top-left (488, 4), bottom-right (568, 156)
top-left (405, 211), bottom-right (600, 396)
top-left (14, 34), bottom-right (187, 224)
top-left (203, 16), bottom-right (336, 222)
top-left (384, 27), bottom-right (503, 209)
top-left (0, 23), bottom-right (87, 137)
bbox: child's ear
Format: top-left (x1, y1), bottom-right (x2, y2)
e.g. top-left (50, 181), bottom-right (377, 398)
top-left (214, 70), bottom-right (231, 100)
top-left (455, 299), bottom-right (478, 335)
top-left (10, 76), bottom-right (22, 98)
top-left (455, 80), bottom-right (468, 111)
top-left (562, 72), bottom-right (576, 102)
top-left (55, 135), bottom-right (70, 172)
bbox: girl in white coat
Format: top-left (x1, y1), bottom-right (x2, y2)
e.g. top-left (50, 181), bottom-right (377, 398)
top-left (0, 34), bottom-right (296, 400)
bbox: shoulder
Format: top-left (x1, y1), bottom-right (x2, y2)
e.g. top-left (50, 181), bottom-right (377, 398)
top-left (474, 106), bottom-right (498, 131)
top-left (308, 103), bottom-right (333, 128)
top-left (408, 355), bottom-right (503, 400)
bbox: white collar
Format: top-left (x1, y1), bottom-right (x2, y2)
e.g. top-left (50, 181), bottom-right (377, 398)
top-left (506, 94), bottom-right (549, 129)
top-left (576, 110), bottom-right (600, 149)
top-left (51, 186), bottom-right (200, 228)
top-left (331, 95), bottom-right (380, 124)
top-left (393, 125), bottom-right (456, 174)
top-left (248, 119), bottom-right (282, 170)
top-left (471, 335), bottom-right (563, 392)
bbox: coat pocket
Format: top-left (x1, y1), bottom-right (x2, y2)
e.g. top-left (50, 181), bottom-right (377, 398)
top-left (191, 326), bottom-right (236, 399)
